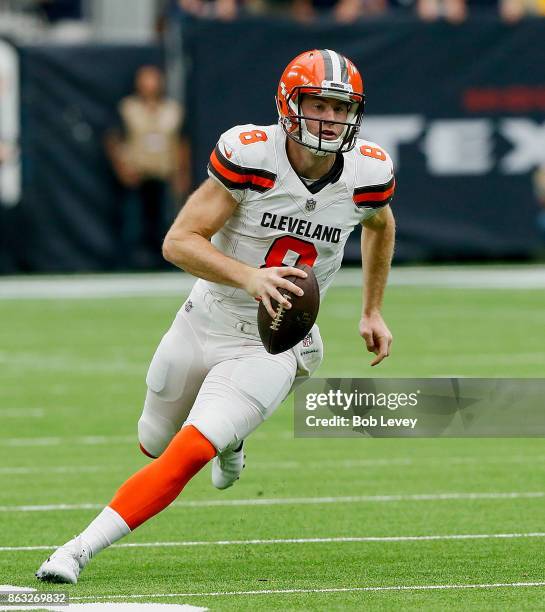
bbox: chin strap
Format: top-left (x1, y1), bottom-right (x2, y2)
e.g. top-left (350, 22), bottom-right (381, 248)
top-left (300, 117), bottom-right (344, 155)
top-left (309, 147), bottom-right (330, 158)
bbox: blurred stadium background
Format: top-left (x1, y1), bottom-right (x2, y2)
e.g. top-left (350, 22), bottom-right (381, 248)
top-left (0, 0), bottom-right (545, 271)
top-left (1, 1), bottom-right (545, 610)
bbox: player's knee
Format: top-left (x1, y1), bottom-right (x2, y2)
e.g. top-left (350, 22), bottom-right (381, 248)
top-left (184, 413), bottom-right (246, 455)
top-left (137, 416), bottom-right (175, 459)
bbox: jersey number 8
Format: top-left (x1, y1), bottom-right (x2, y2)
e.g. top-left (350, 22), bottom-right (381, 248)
top-left (263, 236), bottom-right (318, 268)
top-left (239, 130), bottom-right (268, 145)
top-left (359, 145), bottom-right (386, 161)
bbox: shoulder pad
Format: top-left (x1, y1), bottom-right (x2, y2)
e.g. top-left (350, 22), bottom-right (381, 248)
top-left (352, 139), bottom-right (395, 209)
top-left (208, 124), bottom-right (277, 195)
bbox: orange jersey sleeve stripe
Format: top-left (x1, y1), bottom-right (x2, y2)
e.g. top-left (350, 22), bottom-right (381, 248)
top-left (209, 150), bottom-right (275, 190)
top-left (353, 182), bottom-right (396, 204)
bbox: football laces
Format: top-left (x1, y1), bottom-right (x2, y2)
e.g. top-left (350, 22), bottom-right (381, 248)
top-left (269, 294), bottom-right (291, 331)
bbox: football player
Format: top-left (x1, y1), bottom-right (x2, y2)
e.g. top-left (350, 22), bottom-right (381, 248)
top-left (36, 49), bottom-right (395, 584)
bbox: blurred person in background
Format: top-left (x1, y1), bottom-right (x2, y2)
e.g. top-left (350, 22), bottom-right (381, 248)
top-left (291, 0), bottom-right (385, 23)
top-left (172, 0), bottom-right (384, 22)
top-left (416, 0), bottom-right (545, 22)
top-left (174, 0), bottom-right (239, 20)
top-left (254, 0), bottom-right (385, 22)
top-left (499, 0), bottom-right (545, 21)
top-left (416, 0), bottom-right (467, 22)
top-left (105, 65), bottom-right (189, 270)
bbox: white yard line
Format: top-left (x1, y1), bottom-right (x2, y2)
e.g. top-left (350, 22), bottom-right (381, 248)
top-left (0, 491), bottom-right (542, 513)
top-left (0, 587), bottom-right (206, 611)
top-left (0, 503), bottom-right (103, 512)
top-left (0, 409), bottom-right (44, 418)
top-left (0, 466), bottom-right (103, 475)
top-left (337, 266), bottom-right (545, 290)
top-left (1, 265), bottom-right (545, 300)
top-left (172, 491), bottom-right (543, 507)
top-left (3, 531), bottom-right (545, 552)
top-left (2, 454), bottom-right (545, 477)
top-left (1, 435), bottom-right (134, 447)
top-left (252, 454), bottom-right (545, 469)
top-left (71, 581), bottom-right (545, 601)
top-left (0, 273), bottom-right (194, 300)
top-left (3, 454), bottom-right (545, 476)
top-left (0, 352), bottom-right (143, 374)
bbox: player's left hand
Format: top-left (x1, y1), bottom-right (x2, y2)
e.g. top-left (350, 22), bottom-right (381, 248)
top-left (359, 312), bottom-right (392, 367)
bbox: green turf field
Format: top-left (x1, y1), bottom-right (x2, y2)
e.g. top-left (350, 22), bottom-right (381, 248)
top-left (1, 283), bottom-right (545, 610)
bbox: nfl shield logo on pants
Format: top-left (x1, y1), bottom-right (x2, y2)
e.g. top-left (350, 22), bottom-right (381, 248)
top-left (302, 333), bottom-right (313, 347)
top-left (305, 198), bottom-right (316, 212)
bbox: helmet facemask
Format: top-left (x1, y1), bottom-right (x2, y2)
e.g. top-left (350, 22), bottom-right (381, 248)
top-left (278, 85), bottom-right (365, 156)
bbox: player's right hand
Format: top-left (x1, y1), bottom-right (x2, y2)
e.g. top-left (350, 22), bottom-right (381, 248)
top-left (245, 266), bottom-right (307, 319)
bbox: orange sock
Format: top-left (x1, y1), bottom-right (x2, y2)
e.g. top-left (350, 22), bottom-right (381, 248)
top-left (109, 425), bottom-right (216, 530)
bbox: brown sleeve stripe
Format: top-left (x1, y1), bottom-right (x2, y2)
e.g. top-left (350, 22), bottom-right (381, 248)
top-left (353, 176), bottom-right (395, 208)
top-left (208, 145), bottom-right (276, 193)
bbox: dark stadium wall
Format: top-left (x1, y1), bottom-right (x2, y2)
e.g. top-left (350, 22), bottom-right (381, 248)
top-left (4, 19), bottom-right (545, 272)
top-left (16, 43), bottom-right (162, 272)
top-left (181, 17), bottom-right (545, 263)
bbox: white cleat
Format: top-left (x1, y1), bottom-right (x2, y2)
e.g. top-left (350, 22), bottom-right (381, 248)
top-left (35, 536), bottom-right (91, 584)
top-left (212, 442), bottom-right (245, 490)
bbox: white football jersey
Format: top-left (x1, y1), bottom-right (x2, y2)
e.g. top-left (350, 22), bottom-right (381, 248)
top-left (203, 123), bottom-right (395, 320)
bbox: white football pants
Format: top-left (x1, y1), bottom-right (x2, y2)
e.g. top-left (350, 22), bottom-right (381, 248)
top-left (138, 280), bottom-right (323, 455)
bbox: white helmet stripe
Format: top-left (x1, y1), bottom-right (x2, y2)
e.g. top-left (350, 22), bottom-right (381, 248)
top-left (325, 49), bottom-right (342, 83)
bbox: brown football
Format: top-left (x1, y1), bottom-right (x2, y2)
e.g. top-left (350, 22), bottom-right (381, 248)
top-left (257, 264), bottom-right (320, 355)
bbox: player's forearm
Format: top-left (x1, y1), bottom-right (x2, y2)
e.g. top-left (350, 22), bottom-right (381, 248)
top-left (361, 210), bottom-right (395, 316)
top-left (162, 232), bottom-right (253, 290)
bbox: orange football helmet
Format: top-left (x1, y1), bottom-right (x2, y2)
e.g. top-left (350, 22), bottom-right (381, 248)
top-left (276, 49), bottom-right (365, 156)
